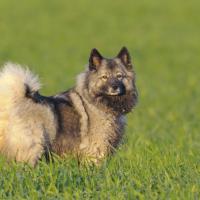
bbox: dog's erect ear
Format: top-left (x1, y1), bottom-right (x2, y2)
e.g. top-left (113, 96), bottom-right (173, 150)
top-left (117, 47), bottom-right (132, 69)
top-left (89, 48), bottom-right (103, 71)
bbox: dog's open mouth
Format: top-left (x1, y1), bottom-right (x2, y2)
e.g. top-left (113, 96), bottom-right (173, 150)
top-left (106, 92), bottom-right (124, 96)
top-left (105, 88), bottom-right (126, 96)
top-left (96, 91), bottom-right (126, 98)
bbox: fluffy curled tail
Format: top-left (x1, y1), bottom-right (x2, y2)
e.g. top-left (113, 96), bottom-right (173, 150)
top-left (0, 63), bottom-right (57, 165)
top-left (0, 62), bottom-right (41, 106)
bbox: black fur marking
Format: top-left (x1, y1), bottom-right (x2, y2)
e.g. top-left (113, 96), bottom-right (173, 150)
top-left (25, 87), bottom-right (82, 156)
top-left (26, 88), bottom-right (73, 134)
top-left (51, 91), bottom-right (82, 156)
top-left (97, 89), bottom-right (138, 114)
top-left (51, 101), bottom-right (81, 155)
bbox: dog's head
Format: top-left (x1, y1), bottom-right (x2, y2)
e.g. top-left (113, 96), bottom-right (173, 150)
top-left (78, 47), bottom-right (138, 114)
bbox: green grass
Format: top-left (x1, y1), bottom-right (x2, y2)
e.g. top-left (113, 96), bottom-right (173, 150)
top-left (0, 0), bottom-right (200, 199)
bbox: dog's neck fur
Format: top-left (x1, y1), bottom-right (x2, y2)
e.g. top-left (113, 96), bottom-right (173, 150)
top-left (69, 72), bottom-right (126, 163)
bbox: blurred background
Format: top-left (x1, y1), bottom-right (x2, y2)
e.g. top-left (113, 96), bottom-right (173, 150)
top-left (0, 0), bottom-right (199, 91)
top-left (0, 0), bottom-right (199, 198)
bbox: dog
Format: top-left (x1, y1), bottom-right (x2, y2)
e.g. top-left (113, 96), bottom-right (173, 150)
top-left (0, 47), bottom-right (138, 166)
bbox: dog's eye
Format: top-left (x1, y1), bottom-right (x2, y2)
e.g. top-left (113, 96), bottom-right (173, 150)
top-left (101, 75), bottom-right (108, 80)
top-left (116, 74), bottom-right (123, 79)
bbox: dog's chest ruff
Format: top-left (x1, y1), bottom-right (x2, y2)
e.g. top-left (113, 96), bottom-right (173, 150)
top-left (70, 91), bottom-right (125, 161)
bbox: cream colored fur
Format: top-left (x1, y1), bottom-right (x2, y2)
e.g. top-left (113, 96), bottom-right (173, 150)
top-left (0, 63), bottom-right (56, 166)
top-left (69, 92), bottom-right (88, 137)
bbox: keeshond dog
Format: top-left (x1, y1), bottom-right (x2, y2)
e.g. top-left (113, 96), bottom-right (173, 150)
top-left (0, 47), bottom-right (138, 166)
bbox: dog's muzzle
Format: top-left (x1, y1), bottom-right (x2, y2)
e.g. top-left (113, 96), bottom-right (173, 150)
top-left (107, 81), bottom-right (125, 96)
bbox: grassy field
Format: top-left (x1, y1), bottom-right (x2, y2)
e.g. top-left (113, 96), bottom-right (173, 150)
top-left (0, 0), bottom-right (200, 199)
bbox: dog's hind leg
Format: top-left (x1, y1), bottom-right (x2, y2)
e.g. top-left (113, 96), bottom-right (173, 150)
top-left (3, 114), bottom-right (46, 166)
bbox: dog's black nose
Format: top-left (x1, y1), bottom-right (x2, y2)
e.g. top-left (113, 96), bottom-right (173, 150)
top-left (110, 83), bottom-right (125, 95)
top-left (112, 85), bottom-right (119, 91)
top-left (108, 80), bottom-right (126, 96)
